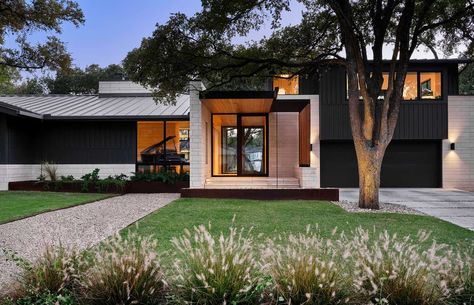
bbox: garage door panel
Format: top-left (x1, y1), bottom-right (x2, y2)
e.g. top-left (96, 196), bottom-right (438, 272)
top-left (321, 141), bottom-right (441, 188)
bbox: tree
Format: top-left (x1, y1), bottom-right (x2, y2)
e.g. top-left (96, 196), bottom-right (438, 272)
top-left (0, 0), bottom-right (84, 71)
top-left (124, 0), bottom-right (474, 209)
top-left (45, 64), bottom-right (125, 94)
top-left (460, 63), bottom-right (474, 94)
top-left (0, 66), bottom-right (45, 94)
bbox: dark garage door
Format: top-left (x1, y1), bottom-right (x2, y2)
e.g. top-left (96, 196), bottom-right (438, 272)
top-left (320, 141), bottom-right (441, 187)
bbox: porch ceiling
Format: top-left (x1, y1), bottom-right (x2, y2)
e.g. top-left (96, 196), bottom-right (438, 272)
top-left (200, 91), bottom-right (275, 113)
top-left (202, 98), bottom-right (274, 113)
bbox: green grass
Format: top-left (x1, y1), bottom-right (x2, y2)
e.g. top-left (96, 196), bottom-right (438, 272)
top-left (123, 198), bottom-right (474, 263)
top-left (0, 191), bottom-right (113, 224)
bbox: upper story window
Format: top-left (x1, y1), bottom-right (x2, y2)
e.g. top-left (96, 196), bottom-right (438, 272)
top-left (273, 75), bottom-right (299, 94)
top-left (354, 71), bottom-right (442, 101)
top-left (420, 72), bottom-right (442, 99)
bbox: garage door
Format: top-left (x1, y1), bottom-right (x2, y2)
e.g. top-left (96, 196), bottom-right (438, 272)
top-left (320, 141), bottom-right (441, 187)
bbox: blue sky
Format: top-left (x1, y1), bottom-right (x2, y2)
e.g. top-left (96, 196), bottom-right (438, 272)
top-left (34, 0), bottom-right (303, 69)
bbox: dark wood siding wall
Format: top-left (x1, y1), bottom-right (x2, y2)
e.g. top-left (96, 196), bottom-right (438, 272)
top-left (6, 116), bottom-right (42, 164)
top-left (42, 121), bottom-right (136, 164)
top-left (319, 63), bottom-right (456, 140)
top-left (299, 74), bottom-right (320, 94)
top-left (4, 119), bottom-right (137, 164)
top-left (0, 114), bottom-right (8, 164)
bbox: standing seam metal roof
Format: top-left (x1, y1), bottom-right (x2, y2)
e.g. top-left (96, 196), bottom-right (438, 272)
top-left (0, 94), bottom-right (190, 118)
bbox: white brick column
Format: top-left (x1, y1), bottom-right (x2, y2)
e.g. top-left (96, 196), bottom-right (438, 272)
top-left (310, 95), bottom-right (320, 188)
top-left (189, 81), bottom-right (209, 188)
top-left (443, 96), bottom-right (474, 191)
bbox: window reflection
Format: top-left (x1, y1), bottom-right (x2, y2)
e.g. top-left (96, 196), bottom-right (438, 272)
top-left (403, 72), bottom-right (418, 100)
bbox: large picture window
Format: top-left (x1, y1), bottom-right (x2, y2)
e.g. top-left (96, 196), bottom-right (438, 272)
top-left (420, 72), bottom-right (442, 99)
top-left (136, 121), bottom-right (190, 173)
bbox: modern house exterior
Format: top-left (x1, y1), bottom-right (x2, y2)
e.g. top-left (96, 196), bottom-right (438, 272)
top-left (1, 59), bottom-right (473, 191)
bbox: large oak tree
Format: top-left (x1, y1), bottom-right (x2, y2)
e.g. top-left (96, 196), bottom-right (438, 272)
top-left (124, 0), bottom-right (474, 209)
top-left (0, 0), bottom-right (84, 72)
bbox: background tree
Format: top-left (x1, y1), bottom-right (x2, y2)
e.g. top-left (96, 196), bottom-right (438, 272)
top-left (124, 0), bottom-right (474, 209)
top-left (460, 63), bottom-right (474, 94)
top-left (0, 0), bottom-right (84, 71)
top-left (44, 64), bottom-right (125, 94)
top-left (0, 66), bottom-right (45, 94)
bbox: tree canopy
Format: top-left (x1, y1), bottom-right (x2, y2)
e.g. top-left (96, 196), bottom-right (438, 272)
top-left (124, 0), bottom-right (474, 104)
top-left (0, 0), bottom-right (84, 72)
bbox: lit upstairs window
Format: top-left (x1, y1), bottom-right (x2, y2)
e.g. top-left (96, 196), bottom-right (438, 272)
top-left (403, 72), bottom-right (418, 100)
top-left (273, 75), bottom-right (299, 94)
top-left (420, 72), bottom-right (442, 99)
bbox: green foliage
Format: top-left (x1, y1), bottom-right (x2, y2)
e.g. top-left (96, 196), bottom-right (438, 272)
top-left (80, 168), bottom-right (100, 192)
top-left (1, 290), bottom-right (76, 305)
top-left (44, 64), bottom-right (125, 94)
top-left (124, 0), bottom-right (474, 104)
top-left (95, 175), bottom-right (127, 193)
top-left (59, 176), bottom-right (75, 183)
top-left (130, 171), bottom-right (189, 184)
top-left (0, 1), bottom-right (84, 71)
top-left (460, 63), bottom-right (474, 95)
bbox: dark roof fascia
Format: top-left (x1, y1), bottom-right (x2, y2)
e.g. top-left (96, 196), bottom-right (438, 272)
top-left (199, 91), bottom-right (276, 99)
top-left (0, 101), bottom-right (43, 119)
top-left (42, 114), bottom-right (190, 121)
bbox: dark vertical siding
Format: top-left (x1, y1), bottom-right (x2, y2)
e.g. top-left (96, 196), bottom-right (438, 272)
top-left (41, 121), bottom-right (136, 164)
top-left (299, 74), bottom-right (320, 94)
top-left (0, 114), bottom-right (7, 164)
top-left (6, 117), bottom-right (42, 164)
top-left (319, 64), bottom-right (450, 140)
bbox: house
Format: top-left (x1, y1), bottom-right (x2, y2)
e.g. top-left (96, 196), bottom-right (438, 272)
top-left (0, 59), bottom-right (473, 192)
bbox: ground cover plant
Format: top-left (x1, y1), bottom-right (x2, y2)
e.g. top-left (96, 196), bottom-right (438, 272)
top-left (0, 192), bottom-right (111, 224)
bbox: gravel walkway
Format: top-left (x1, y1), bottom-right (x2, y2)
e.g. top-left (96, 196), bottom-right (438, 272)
top-left (0, 193), bottom-right (179, 292)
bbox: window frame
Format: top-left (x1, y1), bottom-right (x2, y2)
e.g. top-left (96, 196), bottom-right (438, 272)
top-left (344, 70), bottom-right (444, 102)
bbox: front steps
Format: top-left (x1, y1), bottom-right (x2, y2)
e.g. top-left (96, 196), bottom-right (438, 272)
top-left (204, 177), bottom-right (300, 189)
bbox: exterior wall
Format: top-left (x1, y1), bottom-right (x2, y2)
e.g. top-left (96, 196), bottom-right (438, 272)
top-left (99, 81), bottom-right (151, 94)
top-left (269, 112), bottom-right (299, 177)
top-left (0, 164), bottom-right (135, 191)
top-left (443, 96), bottom-right (474, 191)
top-left (189, 81), bottom-right (211, 188)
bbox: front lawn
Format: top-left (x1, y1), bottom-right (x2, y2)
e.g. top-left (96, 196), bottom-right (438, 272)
top-left (124, 198), bottom-right (474, 262)
top-left (0, 191), bottom-right (113, 224)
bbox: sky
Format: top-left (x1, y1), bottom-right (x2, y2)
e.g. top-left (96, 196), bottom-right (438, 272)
top-left (22, 0), bottom-right (304, 70)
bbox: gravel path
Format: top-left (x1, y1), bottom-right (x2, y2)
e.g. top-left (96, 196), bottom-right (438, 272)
top-left (0, 193), bottom-right (179, 291)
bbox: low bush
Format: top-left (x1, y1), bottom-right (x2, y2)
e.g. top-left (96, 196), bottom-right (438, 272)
top-left (95, 174), bottom-right (127, 193)
top-left (77, 233), bottom-right (167, 305)
top-left (262, 226), bottom-right (352, 305)
top-left (171, 225), bottom-right (263, 305)
top-left (80, 168), bottom-right (100, 192)
top-left (130, 171), bottom-right (189, 184)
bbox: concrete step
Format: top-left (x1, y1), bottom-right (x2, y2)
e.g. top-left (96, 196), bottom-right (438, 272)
top-left (205, 177), bottom-right (300, 189)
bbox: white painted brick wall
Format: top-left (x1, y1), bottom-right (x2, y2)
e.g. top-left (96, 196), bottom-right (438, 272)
top-left (443, 96), bottom-right (474, 191)
top-left (0, 164), bottom-right (135, 191)
top-left (189, 81), bottom-right (209, 188)
top-left (310, 96), bottom-right (320, 188)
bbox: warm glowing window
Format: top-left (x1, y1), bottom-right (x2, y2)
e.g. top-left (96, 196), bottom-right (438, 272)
top-left (273, 75), bottom-right (299, 94)
top-left (403, 72), bottom-right (418, 100)
top-left (420, 72), bottom-right (442, 99)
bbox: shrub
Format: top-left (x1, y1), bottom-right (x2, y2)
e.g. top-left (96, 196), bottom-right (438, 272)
top-left (41, 162), bottom-right (58, 182)
top-left (80, 168), bottom-right (100, 192)
top-left (262, 226), bottom-right (352, 305)
top-left (59, 175), bottom-right (75, 182)
top-left (77, 233), bottom-right (167, 305)
top-left (1, 290), bottom-right (76, 305)
top-left (350, 228), bottom-right (471, 305)
top-left (130, 171), bottom-right (189, 184)
top-left (19, 245), bottom-right (81, 295)
top-left (171, 225), bottom-right (262, 305)
top-left (95, 175), bottom-right (127, 193)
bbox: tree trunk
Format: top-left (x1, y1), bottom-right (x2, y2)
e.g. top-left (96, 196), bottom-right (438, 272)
top-left (356, 145), bottom-right (385, 209)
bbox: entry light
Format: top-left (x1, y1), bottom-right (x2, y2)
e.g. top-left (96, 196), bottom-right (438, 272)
top-left (450, 143), bottom-right (456, 151)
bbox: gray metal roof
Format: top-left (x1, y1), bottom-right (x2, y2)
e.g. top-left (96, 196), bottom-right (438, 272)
top-left (0, 94), bottom-right (190, 119)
